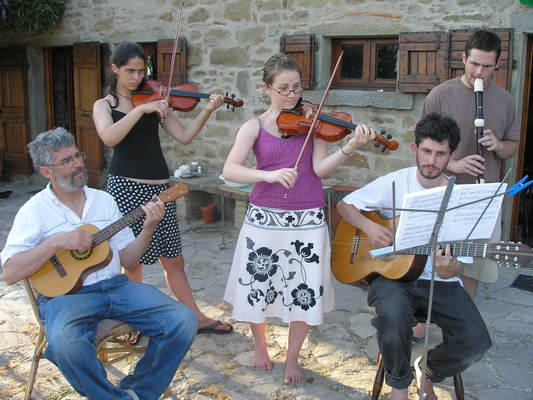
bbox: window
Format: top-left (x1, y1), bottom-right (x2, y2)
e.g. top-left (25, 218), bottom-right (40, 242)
top-left (332, 37), bottom-right (398, 90)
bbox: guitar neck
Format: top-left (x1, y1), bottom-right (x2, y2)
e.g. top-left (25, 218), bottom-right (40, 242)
top-left (92, 207), bottom-right (145, 246)
top-left (398, 243), bottom-right (487, 258)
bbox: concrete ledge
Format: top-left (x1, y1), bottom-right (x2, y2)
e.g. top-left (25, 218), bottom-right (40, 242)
top-left (305, 89), bottom-right (414, 110)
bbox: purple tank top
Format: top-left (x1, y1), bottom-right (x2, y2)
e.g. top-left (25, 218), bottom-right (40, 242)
top-left (249, 119), bottom-right (325, 210)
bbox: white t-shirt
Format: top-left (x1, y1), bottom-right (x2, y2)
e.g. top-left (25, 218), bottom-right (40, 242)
top-left (1, 184), bottom-right (135, 287)
top-left (342, 167), bottom-right (471, 283)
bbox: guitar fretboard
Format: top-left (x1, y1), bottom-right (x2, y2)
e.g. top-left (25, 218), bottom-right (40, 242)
top-left (92, 206), bottom-right (147, 246)
top-left (398, 243), bottom-right (487, 258)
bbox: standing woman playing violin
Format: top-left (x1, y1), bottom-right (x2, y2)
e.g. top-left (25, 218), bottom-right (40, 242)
top-left (93, 41), bottom-right (233, 334)
top-left (223, 54), bottom-right (375, 383)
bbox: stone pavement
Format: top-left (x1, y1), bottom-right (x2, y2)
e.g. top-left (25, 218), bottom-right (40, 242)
top-left (0, 182), bottom-right (532, 400)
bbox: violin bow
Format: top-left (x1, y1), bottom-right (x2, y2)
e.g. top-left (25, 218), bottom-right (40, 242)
top-left (291, 51), bottom-right (344, 169)
top-left (165, 2), bottom-right (185, 103)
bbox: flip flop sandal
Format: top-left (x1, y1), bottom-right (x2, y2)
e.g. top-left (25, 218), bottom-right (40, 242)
top-left (115, 331), bottom-right (143, 345)
top-left (0, 190), bottom-right (12, 199)
top-left (197, 320), bottom-right (234, 334)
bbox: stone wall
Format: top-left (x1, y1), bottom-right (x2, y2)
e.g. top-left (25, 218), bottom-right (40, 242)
top-left (1, 0), bottom-right (532, 190)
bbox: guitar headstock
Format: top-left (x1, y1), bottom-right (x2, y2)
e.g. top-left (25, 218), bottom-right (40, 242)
top-left (157, 183), bottom-right (189, 203)
top-left (486, 241), bottom-right (533, 268)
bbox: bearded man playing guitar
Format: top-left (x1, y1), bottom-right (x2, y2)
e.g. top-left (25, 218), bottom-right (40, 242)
top-left (337, 113), bottom-right (491, 400)
top-left (1, 128), bottom-right (198, 400)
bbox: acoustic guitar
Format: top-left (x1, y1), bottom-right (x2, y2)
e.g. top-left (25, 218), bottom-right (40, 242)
top-left (30, 183), bottom-right (189, 297)
top-left (331, 212), bottom-right (533, 285)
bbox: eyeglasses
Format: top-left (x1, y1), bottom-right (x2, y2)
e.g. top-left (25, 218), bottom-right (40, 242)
top-left (44, 152), bottom-right (85, 168)
top-left (268, 84), bottom-right (303, 97)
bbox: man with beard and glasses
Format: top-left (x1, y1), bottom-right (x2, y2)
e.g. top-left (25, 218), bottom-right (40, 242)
top-left (337, 113), bottom-right (491, 400)
top-left (1, 128), bottom-right (198, 400)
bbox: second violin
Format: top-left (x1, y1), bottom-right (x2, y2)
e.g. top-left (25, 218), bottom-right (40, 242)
top-left (276, 100), bottom-right (399, 152)
top-left (132, 80), bottom-right (244, 112)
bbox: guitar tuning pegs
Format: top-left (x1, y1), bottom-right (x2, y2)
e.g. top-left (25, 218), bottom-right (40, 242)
top-left (387, 134), bottom-right (392, 139)
top-left (380, 129), bottom-right (386, 135)
top-left (374, 143), bottom-right (380, 148)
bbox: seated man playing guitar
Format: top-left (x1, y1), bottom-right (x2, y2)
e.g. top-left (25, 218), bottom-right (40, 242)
top-left (1, 128), bottom-right (198, 400)
top-left (337, 113), bottom-right (491, 400)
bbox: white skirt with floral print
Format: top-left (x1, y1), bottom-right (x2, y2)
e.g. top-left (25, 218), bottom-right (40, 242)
top-left (223, 203), bottom-right (335, 325)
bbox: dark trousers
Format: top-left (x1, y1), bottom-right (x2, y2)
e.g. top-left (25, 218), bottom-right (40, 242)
top-left (368, 277), bottom-right (491, 390)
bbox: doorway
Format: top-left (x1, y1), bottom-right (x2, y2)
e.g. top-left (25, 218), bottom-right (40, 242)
top-left (44, 43), bottom-right (106, 187)
top-left (511, 35), bottom-right (533, 247)
top-left (45, 46), bottom-right (75, 132)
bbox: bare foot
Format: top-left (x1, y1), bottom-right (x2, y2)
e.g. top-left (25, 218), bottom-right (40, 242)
top-left (414, 356), bottom-right (438, 400)
top-left (412, 322), bottom-right (426, 343)
top-left (252, 347), bottom-right (272, 370)
top-left (389, 387), bottom-right (408, 400)
top-left (284, 359), bottom-right (304, 384)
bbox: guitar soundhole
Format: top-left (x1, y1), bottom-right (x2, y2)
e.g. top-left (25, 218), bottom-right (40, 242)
top-left (71, 248), bottom-right (93, 261)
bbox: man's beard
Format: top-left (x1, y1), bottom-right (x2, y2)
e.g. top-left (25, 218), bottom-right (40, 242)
top-left (54, 167), bottom-right (88, 191)
top-left (416, 157), bottom-right (447, 180)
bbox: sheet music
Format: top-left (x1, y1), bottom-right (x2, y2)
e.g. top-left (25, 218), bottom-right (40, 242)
top-left (394, 182), bottom-right (506, 250)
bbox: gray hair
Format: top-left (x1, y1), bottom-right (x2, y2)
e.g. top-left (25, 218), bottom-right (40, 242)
top-left (28, 127), bottom-right (76, 169)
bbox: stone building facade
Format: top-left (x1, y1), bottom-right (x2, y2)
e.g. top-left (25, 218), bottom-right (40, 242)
top-left (1, 0), bottom-right (533, 237)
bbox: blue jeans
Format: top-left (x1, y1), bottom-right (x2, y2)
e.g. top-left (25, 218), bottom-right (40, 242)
top-left (368, 277), bottom-right (491, 390)
top-left (38, 274), bottom-right (198, 400)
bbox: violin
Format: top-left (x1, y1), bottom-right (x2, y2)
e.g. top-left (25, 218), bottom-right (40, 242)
top-left (131, 80), bottom-right (244, 112)
top-left (276, 100), bottom-right (399, 152)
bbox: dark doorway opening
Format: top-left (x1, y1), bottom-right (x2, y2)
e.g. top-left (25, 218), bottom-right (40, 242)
top-left (512, 35), bottom-right (533, 250)
top-left (46, 46), bottom-right (75, 132)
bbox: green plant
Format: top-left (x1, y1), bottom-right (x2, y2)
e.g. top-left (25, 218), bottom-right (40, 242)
top-left (0, 0), bottom-right (65, 38)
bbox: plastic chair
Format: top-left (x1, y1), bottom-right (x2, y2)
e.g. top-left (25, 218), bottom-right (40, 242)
top-left (22, 278), bottom-right (147, 400)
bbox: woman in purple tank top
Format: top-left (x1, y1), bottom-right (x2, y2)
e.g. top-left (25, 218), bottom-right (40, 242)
top-left (223, 54), bottom-right (375, 384)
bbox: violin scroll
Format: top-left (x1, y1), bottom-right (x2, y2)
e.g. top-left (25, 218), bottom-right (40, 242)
top-left (225, 91), bottom-right (244, 111)
top-left (374, 130), bottom-right (399, 152)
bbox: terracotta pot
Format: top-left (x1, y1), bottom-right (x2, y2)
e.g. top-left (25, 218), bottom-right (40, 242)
top-left (200, 203), bottom-right (217, 224)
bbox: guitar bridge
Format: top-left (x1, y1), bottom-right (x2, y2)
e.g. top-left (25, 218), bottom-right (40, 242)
top-left (349, 233), bottom-right (360, 264)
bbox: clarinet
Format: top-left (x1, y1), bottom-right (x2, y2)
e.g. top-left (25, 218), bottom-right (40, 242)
top-left (474, 78), bottom-right (485, 184)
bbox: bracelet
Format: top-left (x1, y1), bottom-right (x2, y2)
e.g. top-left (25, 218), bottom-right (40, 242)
top-left (340, 146), bottom-right (354, 157)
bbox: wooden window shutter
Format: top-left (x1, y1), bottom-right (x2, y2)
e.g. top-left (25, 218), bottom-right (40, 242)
top-left (449, 29), bottom-right (513, 90)
top-left (157, 38), bottom-right (187, 85)
top-left (280, 34), bottom-right (315, 89)
top-left (398, 31), bottom-right (449, 93)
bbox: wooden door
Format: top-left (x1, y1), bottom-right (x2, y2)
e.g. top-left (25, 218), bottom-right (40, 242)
top-left (72, 42), bottom-right (103, 187)
top-left (0, 47), bottom-right (31, 176)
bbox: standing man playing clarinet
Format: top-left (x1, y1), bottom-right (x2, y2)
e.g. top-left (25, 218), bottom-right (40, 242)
top-left (421, 30), bottom-right (520, 297)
